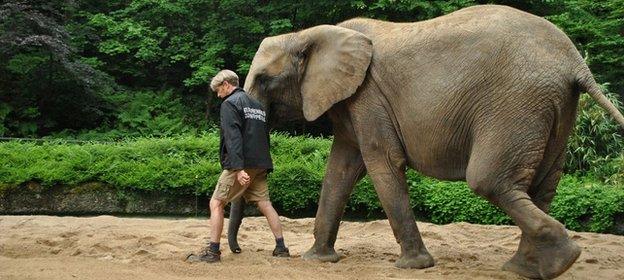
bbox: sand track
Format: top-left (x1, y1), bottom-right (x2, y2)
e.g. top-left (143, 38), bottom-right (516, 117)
top-left (1, 215), bottom-right (622, 279)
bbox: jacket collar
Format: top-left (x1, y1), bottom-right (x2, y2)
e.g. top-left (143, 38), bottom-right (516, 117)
top-left (225, 87), bottom-right (245, 101)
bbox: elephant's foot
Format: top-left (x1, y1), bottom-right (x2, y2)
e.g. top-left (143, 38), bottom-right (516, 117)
top-left (503, 235), bottom-right (581, 279)
top-left (502, 251), bottom-right (540, 279)
top-left (536, 237), bottom-right (581, 279)
top-left (302, 246), bottom-right (341, 263)
top-left (395, 252), bottom-right (435, 269)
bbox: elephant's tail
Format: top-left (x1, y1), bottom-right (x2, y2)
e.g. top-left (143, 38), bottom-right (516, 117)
top-left (577, 70), bottom-right (624, 129)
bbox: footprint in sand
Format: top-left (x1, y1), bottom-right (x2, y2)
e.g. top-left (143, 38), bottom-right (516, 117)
top-left (138, 236), bottom-right (158, 245)
top-left (89, 243), bottom-right (113, 255)
top-left (177, 231), bottom-right (198, 239)
top-left (37, 238), bottom-right (59, 247)
top-left (134, 249), bottom-right (150, 256)
top-left (114, 233), bottom-right (138, 240)
top-left (59, 231), bottom-right (79, 238)
top-left (571, 234), bottom-right (586, 241)
top-left (422, 231), bottom-right (443, 240)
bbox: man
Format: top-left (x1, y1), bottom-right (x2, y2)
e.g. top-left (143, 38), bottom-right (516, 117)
top-left (188, 69), bottom-right (289, 263)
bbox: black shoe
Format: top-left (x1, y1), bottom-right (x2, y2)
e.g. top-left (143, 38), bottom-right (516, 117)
top-left (186, 247), bottom-right (221, 263)
top-left (272, 247), bottom-right (290, 257)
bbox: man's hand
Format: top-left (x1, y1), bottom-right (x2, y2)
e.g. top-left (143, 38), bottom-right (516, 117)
top-left (236, 170), bottom-right (250, 187)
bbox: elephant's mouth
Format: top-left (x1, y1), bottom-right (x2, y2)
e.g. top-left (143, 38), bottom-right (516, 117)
top-left (266, 101), bottom-right (305, 128)
top-left (267, 102), bottom-right (286, 126)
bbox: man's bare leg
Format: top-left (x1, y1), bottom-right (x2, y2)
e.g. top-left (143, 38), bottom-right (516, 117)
top-left (256, 200), bottom-right (283, 237)
top-left (186, 197), bottom-right (225, 263)
top-left (210, 198), bottom-right (226, 242)
top-left (256, 200), bottom-right (289, 257)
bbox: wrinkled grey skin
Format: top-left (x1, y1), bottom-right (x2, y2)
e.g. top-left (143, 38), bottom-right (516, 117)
top-left (231, 5), bottom-right (624, 279)
top-left (227, 198), bottom-right (245, 253)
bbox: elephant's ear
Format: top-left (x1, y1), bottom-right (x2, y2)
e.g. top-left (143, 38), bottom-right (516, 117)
top-left (298, 25), bottom-right (373, 121)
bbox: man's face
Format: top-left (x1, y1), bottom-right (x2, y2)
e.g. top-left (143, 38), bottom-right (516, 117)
top-left (215, 82), bottom-right (227, 98)
top-left (215, 81), bottom-right (232, 99)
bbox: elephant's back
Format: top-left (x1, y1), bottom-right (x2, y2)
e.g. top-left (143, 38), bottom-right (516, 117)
top-left (340, 5), bottom-right (580, 65)
top-left (341, 5), bottom-right (583, 100)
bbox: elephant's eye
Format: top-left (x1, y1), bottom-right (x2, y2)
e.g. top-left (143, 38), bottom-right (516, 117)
top-left (256, 74), bottom-right (270, 84)
top-left (256, 74), bottom-right (271, 92)
top-left (297, 44), bottom-right (312, 61)
top-left (297, 50), bottom-right (306, 60)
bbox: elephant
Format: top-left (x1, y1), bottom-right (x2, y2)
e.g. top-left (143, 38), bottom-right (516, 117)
top-left (229, 4), bottom-right (624, 279)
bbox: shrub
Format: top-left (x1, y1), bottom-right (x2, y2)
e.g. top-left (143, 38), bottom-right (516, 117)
top-left (1, 133), bottom-right (623, 234)
top-left (420, 179), bottom-right (513, 225)
top-left (565, 85), bottom-right (624, 176)
top-left (551, 176), bottom-right (624, 233)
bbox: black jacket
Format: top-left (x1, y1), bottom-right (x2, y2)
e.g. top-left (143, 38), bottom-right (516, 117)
top-left (219, 88), bottom-right (273, 171)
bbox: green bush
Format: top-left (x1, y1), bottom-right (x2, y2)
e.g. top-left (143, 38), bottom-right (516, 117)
top-left (49, 90), bottom-right (209, 141)
top-left (1, 133), bottom-right (623, 234)
top-left (551, 176), bottom-right (624, 233)
top-left (0, 135), bottom-right (220, 193)
top-left (419, 179), bottom-right (513, 225)
top-left (269, 163), bottom-right (322, 212)
top-left (565, 85), bottom-right (624, 177)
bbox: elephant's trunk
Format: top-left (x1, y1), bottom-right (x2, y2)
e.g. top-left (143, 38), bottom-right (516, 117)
top-left (227, 198), bottom-right (245, 253)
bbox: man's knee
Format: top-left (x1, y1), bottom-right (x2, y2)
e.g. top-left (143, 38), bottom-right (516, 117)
top-left (255, 200), bottom-right (274, 212)
top-left (210, 198), bottom-right (226, 211)
top-left (256, 200), bottom-right (271, 207)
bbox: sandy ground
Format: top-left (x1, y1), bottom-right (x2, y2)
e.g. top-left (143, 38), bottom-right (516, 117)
top-left (1, 215), bottom-right (623, 280)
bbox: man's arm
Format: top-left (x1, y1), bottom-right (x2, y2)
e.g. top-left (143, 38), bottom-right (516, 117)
top-left (221, 100), bottom-right (244, 169)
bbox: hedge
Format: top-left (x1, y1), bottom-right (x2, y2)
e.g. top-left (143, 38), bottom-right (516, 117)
top-left (1, 133), bottom-right (623, 234)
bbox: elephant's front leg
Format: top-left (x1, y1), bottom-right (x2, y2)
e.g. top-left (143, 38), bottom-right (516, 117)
top-left (354, 114), bottom-right (434, 269)
top-left (303, 138), bottom-right (365, 262)
top-left (362, 152), bottom-right (435, 269)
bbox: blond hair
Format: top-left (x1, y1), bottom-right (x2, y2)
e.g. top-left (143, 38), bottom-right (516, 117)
top-left (210, 70), bottom-right (239, 91)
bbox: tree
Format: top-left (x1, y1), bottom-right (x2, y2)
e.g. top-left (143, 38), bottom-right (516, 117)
top-left (0, 0), bottom-right (115, 137)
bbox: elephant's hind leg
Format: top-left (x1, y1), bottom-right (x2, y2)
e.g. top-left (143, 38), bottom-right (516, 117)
top-left (466, 131), bottom-right (580, 279)
top-left (503, 150), bottom-right (571, 278)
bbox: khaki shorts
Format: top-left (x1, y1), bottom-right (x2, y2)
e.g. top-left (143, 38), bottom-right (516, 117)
top-left (211, 169), bottom-right (270, 203)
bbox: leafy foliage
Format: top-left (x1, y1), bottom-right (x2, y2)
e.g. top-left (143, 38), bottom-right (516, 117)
top-left (2, 133), bottom-right (623, 234)
top-left (550, 176), bottom-right (624, 233)
top-left (0, 1), bottom-right (116, 137)
top-left (2, 1), bottom-right (623, 142)
top-left (565, 85), bottom-right (624, 179)
top-left (545, 0), bottom-right (624, 96)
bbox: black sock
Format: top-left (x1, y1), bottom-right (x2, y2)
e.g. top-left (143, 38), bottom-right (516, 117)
top-left (275, 237), bottom-right (285, 249)
top-left (209, 242), bottom-right (220, 252)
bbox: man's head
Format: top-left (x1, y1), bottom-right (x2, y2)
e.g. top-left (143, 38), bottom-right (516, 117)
top-left (211, 70), bottom-right (239, 98)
